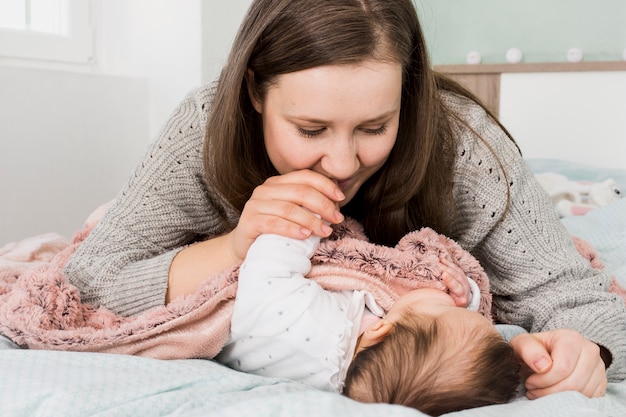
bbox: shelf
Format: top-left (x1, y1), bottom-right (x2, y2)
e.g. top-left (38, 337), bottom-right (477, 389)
top-left (435, 61), bottom-right (626, 75)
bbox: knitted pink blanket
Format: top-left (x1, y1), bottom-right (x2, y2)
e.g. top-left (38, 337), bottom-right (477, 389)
top-left (1, 206), bottom-right (612, 361)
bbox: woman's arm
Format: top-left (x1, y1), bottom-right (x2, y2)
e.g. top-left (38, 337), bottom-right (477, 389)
top-left (64, 85), bottom-right (228, 316)
top-left (65, 84), bottom-right (345, 316)
top-left (444, 92), bottom-right (626, 385)
top-left (166, 233), bottom-right (238, 303)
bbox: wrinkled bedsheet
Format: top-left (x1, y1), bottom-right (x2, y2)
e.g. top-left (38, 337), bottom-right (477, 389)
top-left (1, 334), bottom-right (625, 417)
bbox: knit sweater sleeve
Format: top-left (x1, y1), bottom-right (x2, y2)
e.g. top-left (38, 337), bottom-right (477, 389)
top-left (443, 92), bottom-right (626, 382)
top-left (64, 84), bottom-right (235, 316)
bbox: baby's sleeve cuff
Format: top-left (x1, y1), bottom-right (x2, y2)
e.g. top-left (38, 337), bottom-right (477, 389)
top-left (466, 277), bottom-right (481, 311)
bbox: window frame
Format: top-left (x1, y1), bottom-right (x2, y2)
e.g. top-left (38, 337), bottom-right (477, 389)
top-left (0, 0), bottom-right (94, 64)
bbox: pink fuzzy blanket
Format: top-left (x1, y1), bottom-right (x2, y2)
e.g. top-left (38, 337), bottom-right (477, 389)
top-left (0, 206), bottom-right (619, 360)
top-left (0, 211), bottom-right (490, 359)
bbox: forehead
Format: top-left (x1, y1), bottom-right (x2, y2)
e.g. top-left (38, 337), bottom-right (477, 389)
top-left (395, 288), bottom-right (495, 331)
top-left (266, 61), bottom-right (403, 120)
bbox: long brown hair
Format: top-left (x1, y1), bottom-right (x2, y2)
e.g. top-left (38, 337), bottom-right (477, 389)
top-left (204, 0), bottom-right (511, 245)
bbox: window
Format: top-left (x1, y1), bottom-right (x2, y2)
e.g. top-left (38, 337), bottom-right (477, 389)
top-left (0, 0), bottom-right (93, 64)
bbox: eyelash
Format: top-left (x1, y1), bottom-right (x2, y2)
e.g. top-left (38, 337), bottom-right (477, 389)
top-left (297, 124), bottom-right (388, 139)
top-left (297, 128), bottom-right (325, 138)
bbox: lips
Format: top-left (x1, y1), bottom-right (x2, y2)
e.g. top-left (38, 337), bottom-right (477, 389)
top-left (329, 173), bottom-right (369, 204)
top-left (335, 177), bottom-right (353, 191)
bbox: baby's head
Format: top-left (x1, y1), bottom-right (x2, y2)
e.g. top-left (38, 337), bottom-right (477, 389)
top-left (343, 289), bottom-right (520, 416)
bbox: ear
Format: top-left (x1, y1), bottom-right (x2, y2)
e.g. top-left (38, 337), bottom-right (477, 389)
top-left (245, 69), bottom-right (262, 113)
top-left (354, 320), bottom-right (394, 355)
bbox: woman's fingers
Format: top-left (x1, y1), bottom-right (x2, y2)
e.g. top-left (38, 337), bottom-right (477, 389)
top-left (510, 330), bottom-right (608, 399)
top-left (245, 203), bottom-right (333, 237)
top-left (230, 170), bottom-right (346, 260)
top-left (252, 171), bottom-right (345, 225)
top-left (260, 169), bottom-right (346, 205)
top-left (250, 183), bottom-right (343, 226)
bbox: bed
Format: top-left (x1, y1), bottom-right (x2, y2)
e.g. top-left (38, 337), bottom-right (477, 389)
top-left (0, 160), bottom-right (626, 417)
top-left (2, 65), bottom-right (626, 416)
top-left (1, 161), bottom-right (624, 417)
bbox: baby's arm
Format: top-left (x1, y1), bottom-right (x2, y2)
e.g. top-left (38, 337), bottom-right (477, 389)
top-left (439, 258), bottom-right (479, 310)
top-left (230, 233), bottom-right (321, 335)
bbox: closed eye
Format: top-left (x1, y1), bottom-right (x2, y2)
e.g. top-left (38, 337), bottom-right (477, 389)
top-left (296, 124), bottom-right (388, 138)
top-left (361, 124), bottom-right (388, 135)
top-left (297, 127), bottom-right (326, 138)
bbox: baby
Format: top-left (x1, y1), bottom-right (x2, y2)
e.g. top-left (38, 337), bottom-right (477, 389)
top-left (216, 232), bottom-right (520, 416)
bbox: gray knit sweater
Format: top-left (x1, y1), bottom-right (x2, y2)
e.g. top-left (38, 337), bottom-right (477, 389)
top-left (64, 84), bottom-right (626, 381)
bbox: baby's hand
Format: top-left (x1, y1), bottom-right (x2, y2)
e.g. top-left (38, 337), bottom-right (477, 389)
top-left (439, 257), bottom-right (471, 307)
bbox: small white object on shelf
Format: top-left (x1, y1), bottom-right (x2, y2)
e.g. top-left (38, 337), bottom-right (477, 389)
top-left (505, 48), bottom-right (523, 64)
top-left (566, 48), bottom-right (584, 63)
top-left (466, 51), bottom-right (482, 65)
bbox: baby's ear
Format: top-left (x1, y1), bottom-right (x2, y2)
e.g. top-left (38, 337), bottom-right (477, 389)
top-left (355, 320), bottom-right (394, 354)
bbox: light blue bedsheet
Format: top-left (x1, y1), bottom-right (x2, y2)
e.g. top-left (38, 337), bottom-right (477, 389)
top-left (0, 346), bottom-right (421, 417)
top-left (1, 341), bottom-right (625, 417)
top-left (562, 198), bottom-right (626, 287)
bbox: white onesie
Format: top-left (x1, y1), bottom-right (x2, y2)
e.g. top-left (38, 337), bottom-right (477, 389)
top-left (216, 233), bottom-right (479, 392)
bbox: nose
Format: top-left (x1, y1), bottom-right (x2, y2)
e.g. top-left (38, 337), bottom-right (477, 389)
top-left (319, 134), bottom-right (360, 180)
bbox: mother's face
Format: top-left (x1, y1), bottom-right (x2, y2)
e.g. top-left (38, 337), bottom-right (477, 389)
top-left (249, 60), bottom-right (403, 206)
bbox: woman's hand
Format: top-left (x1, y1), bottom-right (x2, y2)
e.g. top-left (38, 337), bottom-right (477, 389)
top-left (439, 257), bottom-right (471, 307)
top-left (169, 170), bottom-right (344, 303)
top-left (167, 170), bottom-right (344, 303)
top-left (229, 169), bottom-right (345, 262)
top-left (509, 329), bottom-right (608, 399)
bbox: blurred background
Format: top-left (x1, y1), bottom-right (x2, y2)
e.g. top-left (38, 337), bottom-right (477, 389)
top-left (1, 0), bottom-right (624, 242)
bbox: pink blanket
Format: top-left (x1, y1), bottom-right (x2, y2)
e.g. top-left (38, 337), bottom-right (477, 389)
top-left (2, 206), bottom-right (615, 360)
top-left (0, 212), bottom-right (491, 359)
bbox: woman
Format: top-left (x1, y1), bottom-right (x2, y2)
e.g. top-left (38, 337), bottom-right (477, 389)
top-left (64, 0), bottom-right (624, 401)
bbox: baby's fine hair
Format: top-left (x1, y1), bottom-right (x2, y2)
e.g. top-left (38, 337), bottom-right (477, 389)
top-left (343, 313), bottom-right (521, 416)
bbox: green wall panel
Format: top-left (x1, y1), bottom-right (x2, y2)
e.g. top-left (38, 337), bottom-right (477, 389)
top-left (415, 0), bottom-right (626, 64)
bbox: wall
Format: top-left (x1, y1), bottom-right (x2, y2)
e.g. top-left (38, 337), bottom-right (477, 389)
top-left (416, 0), bottom-right (626, 65)
top-left (99, 0), bottom-right (203, 137)
top-left (201, 0), bottom-right (254, 84)
top-left (0, 1), bottom-right (259, 243)
top-left (0, 67), bottom-right (149, 242)
top-left (421, 1), bottom-right (626, 171)
top-left (499, 70), bottom-right (626, 170)
top-left (0, 0), bottom-right (207, 243)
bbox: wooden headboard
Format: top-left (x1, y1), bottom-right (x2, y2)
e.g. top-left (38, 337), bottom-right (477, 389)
top-left (435, 61), bottom-right (626, 118)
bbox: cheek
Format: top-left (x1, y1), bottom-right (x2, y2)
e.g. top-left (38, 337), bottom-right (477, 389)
top-left (360, 135), bottom-right (397, 167)
top-left (263, 122), bottom-right (317, 173)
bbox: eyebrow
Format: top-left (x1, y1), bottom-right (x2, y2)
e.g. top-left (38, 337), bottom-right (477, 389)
top-left (290, 109), bottom-right (399, 125)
